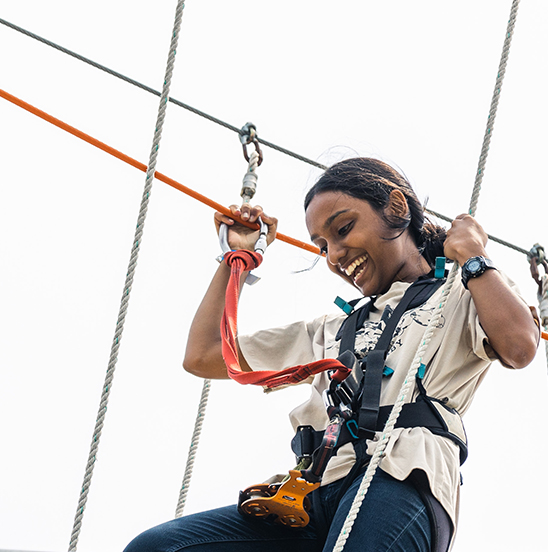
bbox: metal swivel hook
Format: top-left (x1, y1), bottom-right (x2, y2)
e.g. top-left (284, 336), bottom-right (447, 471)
top-left (240, 122), bottom-right (264, 167)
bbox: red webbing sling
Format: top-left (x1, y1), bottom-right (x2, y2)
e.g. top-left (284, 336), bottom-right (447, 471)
top-left (221, 250), bottom-right (350, 390)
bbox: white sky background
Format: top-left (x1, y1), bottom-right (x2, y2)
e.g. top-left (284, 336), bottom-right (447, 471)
top-left (0, 1), bottom-right (547, 551)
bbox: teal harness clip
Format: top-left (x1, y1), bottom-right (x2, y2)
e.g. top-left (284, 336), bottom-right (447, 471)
top-left (434, 257), bottom-right (446, 279)
top-left (334, 296), bottom-right (354, 315)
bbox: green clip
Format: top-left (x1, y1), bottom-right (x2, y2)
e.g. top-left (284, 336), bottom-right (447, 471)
top-left (334, 296), bottom-right (354, 315)
top-left (417, 363), bottom-right (426, 379)
top-left (434, 257), bottom-right (446, 279)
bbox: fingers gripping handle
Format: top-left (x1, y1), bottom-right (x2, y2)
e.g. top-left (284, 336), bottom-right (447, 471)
top-left (218, 218), bottom-right (268, 285)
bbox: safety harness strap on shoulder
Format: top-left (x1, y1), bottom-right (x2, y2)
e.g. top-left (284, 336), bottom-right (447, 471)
top-left (354, 279), bottom-right (443, 435)
top-left (337, 299), bottom-right (373, 355)
top-left (291, 275), bottom-right (469, 475)
top-left (296, 277), bottom-right (447, 482)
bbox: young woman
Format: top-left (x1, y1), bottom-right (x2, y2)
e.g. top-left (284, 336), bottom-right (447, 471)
top-left (125, 157), bottom-right (539, 552)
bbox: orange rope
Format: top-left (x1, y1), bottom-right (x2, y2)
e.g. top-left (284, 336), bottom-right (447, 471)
top-left (0, 88), bottom-right (320, 256)
top-left (543, 331), bottom-right (548, 341)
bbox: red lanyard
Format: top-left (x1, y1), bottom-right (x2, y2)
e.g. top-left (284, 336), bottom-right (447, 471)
top-left (221, 250), bottom-right (350, 390)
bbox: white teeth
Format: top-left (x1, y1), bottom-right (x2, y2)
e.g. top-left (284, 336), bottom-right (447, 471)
top-left (344, 255), bottom-right (367, 276)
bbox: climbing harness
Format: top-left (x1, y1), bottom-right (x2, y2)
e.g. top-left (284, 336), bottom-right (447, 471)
top-left (295, 274), bottom-right (467, 465)
top-left (237, 273), bottom-right (468, 529)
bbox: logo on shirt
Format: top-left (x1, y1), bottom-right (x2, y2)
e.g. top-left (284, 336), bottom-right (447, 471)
top-left (353, 304), bottom-right (446, 360)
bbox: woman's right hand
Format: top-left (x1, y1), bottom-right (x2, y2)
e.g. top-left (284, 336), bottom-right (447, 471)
top-left (214, 204), bottom-right (278, 251)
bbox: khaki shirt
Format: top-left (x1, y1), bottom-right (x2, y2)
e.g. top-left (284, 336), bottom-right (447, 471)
top-left (239, 274), bottom-right (520, 531)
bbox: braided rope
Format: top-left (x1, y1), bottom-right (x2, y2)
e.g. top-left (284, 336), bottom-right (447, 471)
top-left (333, 2), bottom-right (521, 549)
top-left (67, 2), bottom-right (186, 550)
top-left (469, 0), bottom-right (520, 216)
top-left (175, 379), bottom-right (212, 517)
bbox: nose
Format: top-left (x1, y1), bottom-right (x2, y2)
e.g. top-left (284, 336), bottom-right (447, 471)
top-left (326, 241), bottom-right (347, 268)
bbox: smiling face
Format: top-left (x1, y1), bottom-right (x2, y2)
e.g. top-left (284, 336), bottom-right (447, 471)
top-left (305, 191), bottom-right (430, 296)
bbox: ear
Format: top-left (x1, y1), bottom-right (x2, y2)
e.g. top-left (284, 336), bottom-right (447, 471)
top-left (386, 189), bottom-right (409, 220)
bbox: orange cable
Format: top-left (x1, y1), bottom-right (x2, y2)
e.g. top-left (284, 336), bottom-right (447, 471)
top-left (0, 88), bottom-right (320, 256)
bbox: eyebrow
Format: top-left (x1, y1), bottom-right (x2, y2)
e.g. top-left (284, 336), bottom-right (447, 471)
top-left (309, 209), bottom-right (350, 242)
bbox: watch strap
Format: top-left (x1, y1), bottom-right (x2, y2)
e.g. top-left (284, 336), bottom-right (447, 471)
top-left (461, 256), bottom-right (497, 289)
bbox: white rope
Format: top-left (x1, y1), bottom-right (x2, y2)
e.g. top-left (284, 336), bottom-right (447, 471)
top-left (333, 1), bottom-right (521, 549)
top-left (67, 2), bottom-right (186, 550)
top-left (175, 379), bottom-right (212, 517)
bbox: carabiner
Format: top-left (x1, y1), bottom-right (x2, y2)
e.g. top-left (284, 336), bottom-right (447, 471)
top-left (218, 217), bottom-right (268, 285)
top-left (218, 217), bottom-right (268, 256)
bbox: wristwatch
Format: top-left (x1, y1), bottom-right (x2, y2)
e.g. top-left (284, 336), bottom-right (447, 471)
top-left (461, 256), bottom-right (497, 289)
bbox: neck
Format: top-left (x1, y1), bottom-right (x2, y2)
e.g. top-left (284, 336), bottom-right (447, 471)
top-left (394, 242), bottom-right (432, 284)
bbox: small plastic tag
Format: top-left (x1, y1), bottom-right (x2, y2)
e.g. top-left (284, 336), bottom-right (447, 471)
top-left (434, 257), bottom-right (446, 279)
top-left (417, 363), bottom-right (426, 380)
top-left (334, 296), bottom-right (354, 315)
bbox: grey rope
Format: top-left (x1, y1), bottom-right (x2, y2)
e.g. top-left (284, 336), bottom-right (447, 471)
top-left (333, 1), bottom-right (521, 549)
top-left (426, 208), bottom-right (529, 256)
top-left (174, 379), bottom-right (211, 517)
top-left (67, 2), bottom-right (186, 550)
top-left (0, 17), bottom-right (326, 171)
top-left (0, 16), bottom-right (535, 256)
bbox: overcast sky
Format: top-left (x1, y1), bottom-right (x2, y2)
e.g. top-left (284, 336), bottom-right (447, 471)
top-left (1, 1), bottom-right (547, 551)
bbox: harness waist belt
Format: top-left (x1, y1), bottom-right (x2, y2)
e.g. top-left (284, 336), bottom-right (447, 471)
top-left (292, 399), bottom-right (468, 465)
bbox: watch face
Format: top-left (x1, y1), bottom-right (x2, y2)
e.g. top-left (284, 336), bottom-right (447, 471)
top-left (468, 259), bottom-right (481, 273)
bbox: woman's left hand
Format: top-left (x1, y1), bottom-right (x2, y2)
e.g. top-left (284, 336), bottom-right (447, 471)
top-left (445, 215), bottom-right (539, 368)
top-left (444, 214), bottom-right (488, 266)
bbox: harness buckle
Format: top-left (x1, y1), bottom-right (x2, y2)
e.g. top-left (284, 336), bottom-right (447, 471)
top-left (322, 351), bottom-right (363, 415)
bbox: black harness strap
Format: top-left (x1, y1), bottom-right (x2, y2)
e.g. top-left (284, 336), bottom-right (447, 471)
top-left (337, 299), bottom-right (373, 356)
top-left (292, 276), bottom-right (453, 467)
top-left (294, 276), bottom-right (458, 552)
top-left (355, 280), bottom-right (439, 435)
top-left (292, 400), bottom-right (467, 464)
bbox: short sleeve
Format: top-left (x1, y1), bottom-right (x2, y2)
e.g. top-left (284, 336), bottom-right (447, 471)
top-left (238, 316), bottom-right (328, 372)
top-left (463, 270), bottom-right (528, 365)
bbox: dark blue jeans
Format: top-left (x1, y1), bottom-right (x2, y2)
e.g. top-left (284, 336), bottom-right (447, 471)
top-left (124, 469), bottom-right (431, 552)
